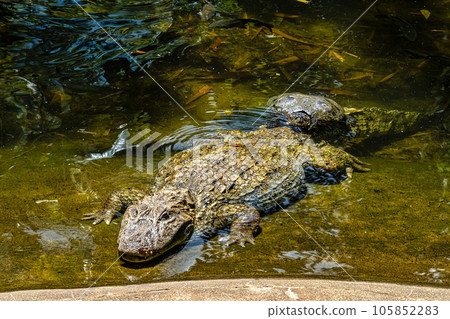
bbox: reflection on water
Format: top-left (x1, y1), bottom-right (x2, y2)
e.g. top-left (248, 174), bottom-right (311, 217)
top-left (87, 106), bottom-right (270, 162)
top-left (2, 0), bottom-right (177, 83)
top-left (0, 0), bottom-right (449, 292)
top-left (280, 250), bottom-right (354, 275)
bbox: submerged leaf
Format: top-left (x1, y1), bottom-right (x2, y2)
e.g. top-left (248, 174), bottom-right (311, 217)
top-left (420, 9), bottom-right (431, 20)
top-left (274, 56), bottom-right (299, 65)
top-left (185, 85), bottom-right (213, 105)
top-left (131, 50), bottom-right (147, 54)
top-left (331, 51), bottom-right (345, 62)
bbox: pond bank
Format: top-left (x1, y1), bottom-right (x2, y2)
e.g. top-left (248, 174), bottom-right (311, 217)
top-left (1, 278), bottom-right (448, 301)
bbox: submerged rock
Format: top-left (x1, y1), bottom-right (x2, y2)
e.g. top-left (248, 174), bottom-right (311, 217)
top-left (38, 230), bottom-right (71, 251)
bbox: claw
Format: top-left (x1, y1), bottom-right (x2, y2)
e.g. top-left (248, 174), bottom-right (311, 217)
top-left (104, 210), bottom-right (116, 224)
top-left (227, 231), bottom-right (256, 247)
top-left (350, 154), bottom-right (371, 167)
top-left (346, 153), bottom-right (371, 173)
top-left (81, 209), bottom-right (115, 225)
top-left (353, 163), bottom-right (371, 172)
top-left (345, 167), bottom-right (353, 179)
top-left (81, 210), bottom-right (100, 221)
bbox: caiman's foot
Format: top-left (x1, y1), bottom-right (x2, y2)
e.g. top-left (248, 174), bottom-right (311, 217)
top-left (227, 228), bottom-right (256, 247)
top-left (313, 144), bottom-right (371, 178)
top-left (82, 208), bottom-right (116, 225)
top-left (82, 187), bottom-right (146, 225)
top-left (344, 152), bottom-right (371, 178)
top-left (224, 205), bottom-right (260, 247)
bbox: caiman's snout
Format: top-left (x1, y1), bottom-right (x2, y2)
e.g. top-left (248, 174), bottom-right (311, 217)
top-left (119, 248), bottom-right (156, 263)
top-left (119, 251), bottom-right (153, 263)
top-left (117, 188), bottom-right (195, 264)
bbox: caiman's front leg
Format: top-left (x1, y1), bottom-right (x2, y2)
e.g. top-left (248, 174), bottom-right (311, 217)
top-left (211, 203), bottom-right (261, 247)
top-left (82, 187), bottom-right (147, 225)
top-left (308, 143), bottom-right (371, 178)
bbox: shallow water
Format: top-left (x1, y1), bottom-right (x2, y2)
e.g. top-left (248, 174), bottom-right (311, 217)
top-left (0, 0), bottom-right (448, 292)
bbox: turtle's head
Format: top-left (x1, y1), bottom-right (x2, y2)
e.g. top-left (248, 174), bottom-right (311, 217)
top-left (267, 93), bottom-right (345, 131)
top-left (118, 188), bottom-right (195, 263)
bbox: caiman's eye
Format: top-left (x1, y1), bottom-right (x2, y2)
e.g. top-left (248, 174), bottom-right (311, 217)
top-left (128, 206), bottom-right (138, 217)
top-left (160, 211), bottom-right (170, 220)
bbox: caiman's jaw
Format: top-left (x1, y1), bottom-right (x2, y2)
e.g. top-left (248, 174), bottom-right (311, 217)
top-left (117, 188), bottom-right (194, 263)
top-left (119, 221), bottom-right (194, 263)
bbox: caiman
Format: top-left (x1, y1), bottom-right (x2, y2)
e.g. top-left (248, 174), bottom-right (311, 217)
top-left (267, 93), bottom-right (430, 146)
top-left (83, 93), bottom-right (429, 263)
